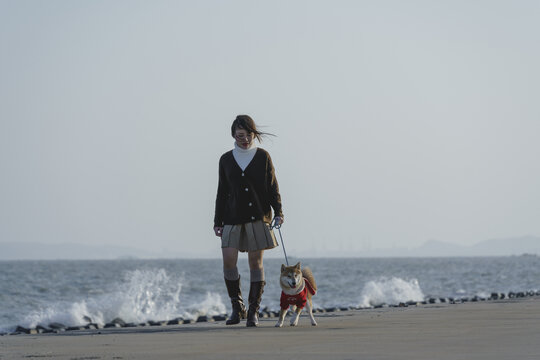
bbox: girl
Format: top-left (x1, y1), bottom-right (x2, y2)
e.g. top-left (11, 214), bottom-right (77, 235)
top-left (214, 115), bottom-right (284, 327)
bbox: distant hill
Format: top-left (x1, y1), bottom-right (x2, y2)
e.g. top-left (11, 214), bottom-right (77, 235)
top-left (469, 236), bottom-right (540, 256)
top-left (359, 235), bottom-right (540, 257)
top-left (297, 235), bottom-right (540, 258)
top-left (0, 242), bottom-right (158, 260)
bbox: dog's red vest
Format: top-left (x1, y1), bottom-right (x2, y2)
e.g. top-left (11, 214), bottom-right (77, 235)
top-left (280, 278), bottom-right (316, 310)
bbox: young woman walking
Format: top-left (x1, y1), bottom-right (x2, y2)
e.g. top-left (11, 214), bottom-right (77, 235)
top-left (213, 115), bottom-right (284, 327)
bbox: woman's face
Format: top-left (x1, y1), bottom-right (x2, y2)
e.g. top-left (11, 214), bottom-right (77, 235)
top-left (234, 128), bottom-right (255, 149)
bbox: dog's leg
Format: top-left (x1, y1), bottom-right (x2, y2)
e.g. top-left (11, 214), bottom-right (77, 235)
top-left (290, 307), bottom-right (302, 326)
top-left (275, 309), bottom-right (287, 327)
top-left (306, 298), bottom-right (317, 326)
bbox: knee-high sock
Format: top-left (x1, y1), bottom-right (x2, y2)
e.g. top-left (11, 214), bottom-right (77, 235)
top-left (250, 268), bottom-right (265, 282)
top-left (224, 267), bottom-right (239, 281)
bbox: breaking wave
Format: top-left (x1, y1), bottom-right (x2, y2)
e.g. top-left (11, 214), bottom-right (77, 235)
top-left (20, 268), bottom-right (226, 329)
top-left (359, 277), bottom-right (425, 307)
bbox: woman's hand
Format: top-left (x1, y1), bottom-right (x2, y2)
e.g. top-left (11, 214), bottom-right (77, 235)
top-left (214, 226), bottom-right (224, 237)
top-left (274, 216), bottom-right (284, 226)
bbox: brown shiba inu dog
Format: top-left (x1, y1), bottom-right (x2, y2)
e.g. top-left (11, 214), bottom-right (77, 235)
top-left (275, 262), bottom-right (317, 327)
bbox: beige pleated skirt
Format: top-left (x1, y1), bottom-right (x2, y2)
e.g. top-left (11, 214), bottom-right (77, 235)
top-left (221, 220), bottom-right (279, 252)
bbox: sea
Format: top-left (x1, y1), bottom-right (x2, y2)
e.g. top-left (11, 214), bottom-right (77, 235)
top-left (1, 256), bottom-right (539, 333)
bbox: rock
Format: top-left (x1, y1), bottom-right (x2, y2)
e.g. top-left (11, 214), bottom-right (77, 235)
top-left (36, 326), bottom-right (50, 334)
top-left (67, 326), bottom-right (85, 331)
top-left (406, 301), bottom-right (418, 306)
top-left (104, 323), bottom-right (122, 328)
top-left (490, 293), bottom-right (499, 300)
top-left (167, 318), bottom-right (184, 325)
top-left (148, 320), bottom-right (167, 326)
top-left (48, 322), bottom-right (66, 330)
top-left (325, 307), bottom-right (337, 312)
top-left (182, 319), bottom-right (193, 324)
top-left (339, 307), bottom-right (349, 311)
top-left (428, 298), bottom-right (437, 304)
top-left (138, 322), bottom-right (149, 327)
top-left (517, 292), bottom-right (525, 298)
top-left (111, 318), bottom-right (126, 327)
top-left (212, 315), bottom-right (227, 322)
top-left (196, 316), bottom-right (208, 323)
top-left (124, 323), bottom-right (138, 328)
top-left (259, 311), bottom-right (269, 318)
top-left (15, 326), bottom-right (31, 334)
top-left (439, 298), bottom-right (447, 303)
top-left (85, 323), bottom-right (102, 330)
top-left (528, 291), bottom-right (535, 296)
top-left (83, 315), bottom-right (92, 324)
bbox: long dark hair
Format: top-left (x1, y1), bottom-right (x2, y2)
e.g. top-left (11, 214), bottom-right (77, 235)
top-left (231, 115), bottom-right (275, 142)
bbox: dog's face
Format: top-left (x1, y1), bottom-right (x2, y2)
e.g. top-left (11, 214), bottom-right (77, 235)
top-left (280, 262), bottom-right (302, 290)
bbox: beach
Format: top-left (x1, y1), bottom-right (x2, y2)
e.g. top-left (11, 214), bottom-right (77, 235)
top-left (2, 297), bottom-right (539, 360)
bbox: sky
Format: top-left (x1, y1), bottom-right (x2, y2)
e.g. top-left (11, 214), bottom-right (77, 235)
top-left (1, 0), bottom-right (539, 258)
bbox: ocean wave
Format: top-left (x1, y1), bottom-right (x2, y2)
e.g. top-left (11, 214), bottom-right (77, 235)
top-left (18, 268), bottom-right (225, 330)
top-left (359, 277), bottom-right (425, 307)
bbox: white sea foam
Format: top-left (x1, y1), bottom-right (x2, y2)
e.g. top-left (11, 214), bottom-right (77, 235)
top-left (21, 268), bottom-right (226, 329)
top-left (359, 277), bottom-right (425, 307)
top-left (475, 291), bottom-right (491, 299)
top-left (184, 292), bottom-right (227, 320)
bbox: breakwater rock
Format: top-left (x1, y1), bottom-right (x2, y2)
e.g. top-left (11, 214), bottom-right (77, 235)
top-left (4, 290), bottom-right (540, 336)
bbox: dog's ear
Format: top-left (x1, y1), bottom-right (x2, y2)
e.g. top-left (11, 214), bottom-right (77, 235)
top-left (294, 262), bottom-right (301, 270)
top-left (281, 264), bottom-right (286, 272)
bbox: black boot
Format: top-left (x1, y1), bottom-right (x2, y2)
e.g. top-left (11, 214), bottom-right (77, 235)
top-left (246, 281), bottom-right (265, 327)
top-left (224, 277), bottom-right (247, 325)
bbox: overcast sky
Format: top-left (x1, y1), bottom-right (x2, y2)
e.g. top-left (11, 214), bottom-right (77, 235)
top-left (1, 0), bottom-right (539, 258)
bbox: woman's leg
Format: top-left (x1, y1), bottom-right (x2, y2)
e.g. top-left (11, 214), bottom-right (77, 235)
top-left (248, 250), bottom-right (264, 281)
top-left (222, 247), bottom-right (239, 280)
top-left (246, 250), bottom-right (265, 327)
top-left (222, 247), bottom-right (246, 325)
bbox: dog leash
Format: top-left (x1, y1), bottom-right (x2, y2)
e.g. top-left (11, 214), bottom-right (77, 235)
top-left (270, 218), bottom-right (289, 266)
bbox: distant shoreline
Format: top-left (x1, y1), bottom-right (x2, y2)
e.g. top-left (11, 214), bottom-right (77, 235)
top-left (1, 253), bottom-right (538, 262)
top-left (2, 235), bottom-right (539, 260)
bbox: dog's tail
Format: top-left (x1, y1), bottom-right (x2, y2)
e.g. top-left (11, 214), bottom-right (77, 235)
top-left (302, 267), bottom-right (317, 292)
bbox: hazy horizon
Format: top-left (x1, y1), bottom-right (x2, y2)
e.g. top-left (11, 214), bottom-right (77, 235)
top-left (1, 1), bottom-right (539, 259)
top-left (2, 234), bottom-right (539, 260)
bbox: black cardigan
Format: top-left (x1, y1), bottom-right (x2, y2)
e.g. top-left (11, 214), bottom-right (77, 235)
top-left (214, 148), bottom-right (283, 227)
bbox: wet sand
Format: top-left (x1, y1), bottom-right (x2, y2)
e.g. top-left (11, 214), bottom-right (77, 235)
top-left (1, 297), bottom-right (539, 360)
